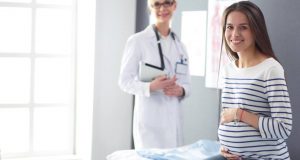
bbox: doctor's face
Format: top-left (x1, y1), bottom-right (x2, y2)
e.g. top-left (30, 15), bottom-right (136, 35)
top-left (149, 0), bottom-right (176, 24)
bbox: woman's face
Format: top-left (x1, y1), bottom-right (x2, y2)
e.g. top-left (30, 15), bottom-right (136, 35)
top-left (149, 0), bottom-right (176, 24)
top-left (225, 11), bottom-right (255, 54)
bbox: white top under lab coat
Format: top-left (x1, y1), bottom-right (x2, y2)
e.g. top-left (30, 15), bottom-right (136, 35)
top-left (118, 25), bottom-right (191, 149)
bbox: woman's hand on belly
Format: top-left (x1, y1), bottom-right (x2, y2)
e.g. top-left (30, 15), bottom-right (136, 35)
top-left (220, 108), bottom-right (238, 124)
top-left (220, 146), bottom-right (241, 160)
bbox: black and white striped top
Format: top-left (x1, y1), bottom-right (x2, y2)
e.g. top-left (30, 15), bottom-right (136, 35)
top-left (218, 58), bottom-right (292, 160)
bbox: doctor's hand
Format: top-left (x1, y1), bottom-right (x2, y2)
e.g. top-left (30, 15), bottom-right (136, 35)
top-left (150, 75), bottom-right (176, 92)
top-left (163, 82), bottom-right (184, 97)
top-left (220, 146), bottom-right (241, 160)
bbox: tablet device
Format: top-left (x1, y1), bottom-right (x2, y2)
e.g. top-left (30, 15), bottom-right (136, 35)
top-left (139, 62), bottom-right (166, 82)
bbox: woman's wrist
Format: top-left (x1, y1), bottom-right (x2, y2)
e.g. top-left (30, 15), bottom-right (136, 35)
top-left (233, 108), bottom-right (239, 125)
top-left (236, 108), bottom-right (245, 122)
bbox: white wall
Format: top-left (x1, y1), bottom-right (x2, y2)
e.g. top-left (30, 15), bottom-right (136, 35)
top-left (92, 0), bottom-right (136, 159)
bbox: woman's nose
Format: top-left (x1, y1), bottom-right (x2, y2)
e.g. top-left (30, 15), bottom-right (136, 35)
top-left (232, 28), bottom-right (241, 36)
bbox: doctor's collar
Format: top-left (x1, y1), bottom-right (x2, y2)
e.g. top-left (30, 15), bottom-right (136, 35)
top-left (152, 24), bottom-right (176, 40)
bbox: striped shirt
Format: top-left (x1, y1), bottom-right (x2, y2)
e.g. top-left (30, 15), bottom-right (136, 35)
top-left (218, 58), bottom-right (292, 160)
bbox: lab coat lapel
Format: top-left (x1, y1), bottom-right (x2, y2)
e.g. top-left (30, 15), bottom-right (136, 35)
top-left (144, 25), bottom-right (177, 70)
top-left (145, 26), bottom-right (158, 54)
top-left (163, 40), bottom-right (176, 66)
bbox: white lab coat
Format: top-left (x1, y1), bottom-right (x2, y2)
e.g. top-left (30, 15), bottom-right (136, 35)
top-left (118, 25), bottom-right (191, 149)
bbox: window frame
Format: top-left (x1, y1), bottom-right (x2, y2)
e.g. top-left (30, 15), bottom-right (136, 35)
top-left (0, 0), bottom-right (95, 159)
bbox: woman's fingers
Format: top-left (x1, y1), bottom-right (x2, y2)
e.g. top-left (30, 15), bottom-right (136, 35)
top-left (220, 146), bottom-right (241, 160)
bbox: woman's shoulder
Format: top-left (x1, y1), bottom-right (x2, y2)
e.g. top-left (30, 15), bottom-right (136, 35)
top-left (257, 57), bottom-right (285, 80)
top-left (262, 57), bottom-right (284, 71)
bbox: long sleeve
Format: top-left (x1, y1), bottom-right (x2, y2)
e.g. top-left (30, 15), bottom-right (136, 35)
top-left (176, 44), bottom-right (191, 99)
top-left (118, 36), bottom-right (151, 97)
top-left (258, 66), bottom-right (292, 139)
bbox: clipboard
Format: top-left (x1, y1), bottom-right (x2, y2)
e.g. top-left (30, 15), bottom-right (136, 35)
top-left (139, 62), bottom-right (166, 82)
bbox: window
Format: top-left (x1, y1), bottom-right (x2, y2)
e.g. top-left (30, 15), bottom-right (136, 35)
top-left (0, 0), bottom-right (95, 159)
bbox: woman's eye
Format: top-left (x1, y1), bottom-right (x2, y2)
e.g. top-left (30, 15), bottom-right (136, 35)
top-left (226, 26), bottom-right (233, 30)
top-left (240, 26), bottom-right (248, 30)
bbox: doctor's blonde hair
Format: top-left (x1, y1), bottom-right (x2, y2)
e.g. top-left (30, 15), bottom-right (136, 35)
top-left (147, 0), bottom-right (177, 8)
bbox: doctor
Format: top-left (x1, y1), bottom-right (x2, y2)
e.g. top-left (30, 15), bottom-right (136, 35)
top-left (118, 0), bottom-right (190, 149)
